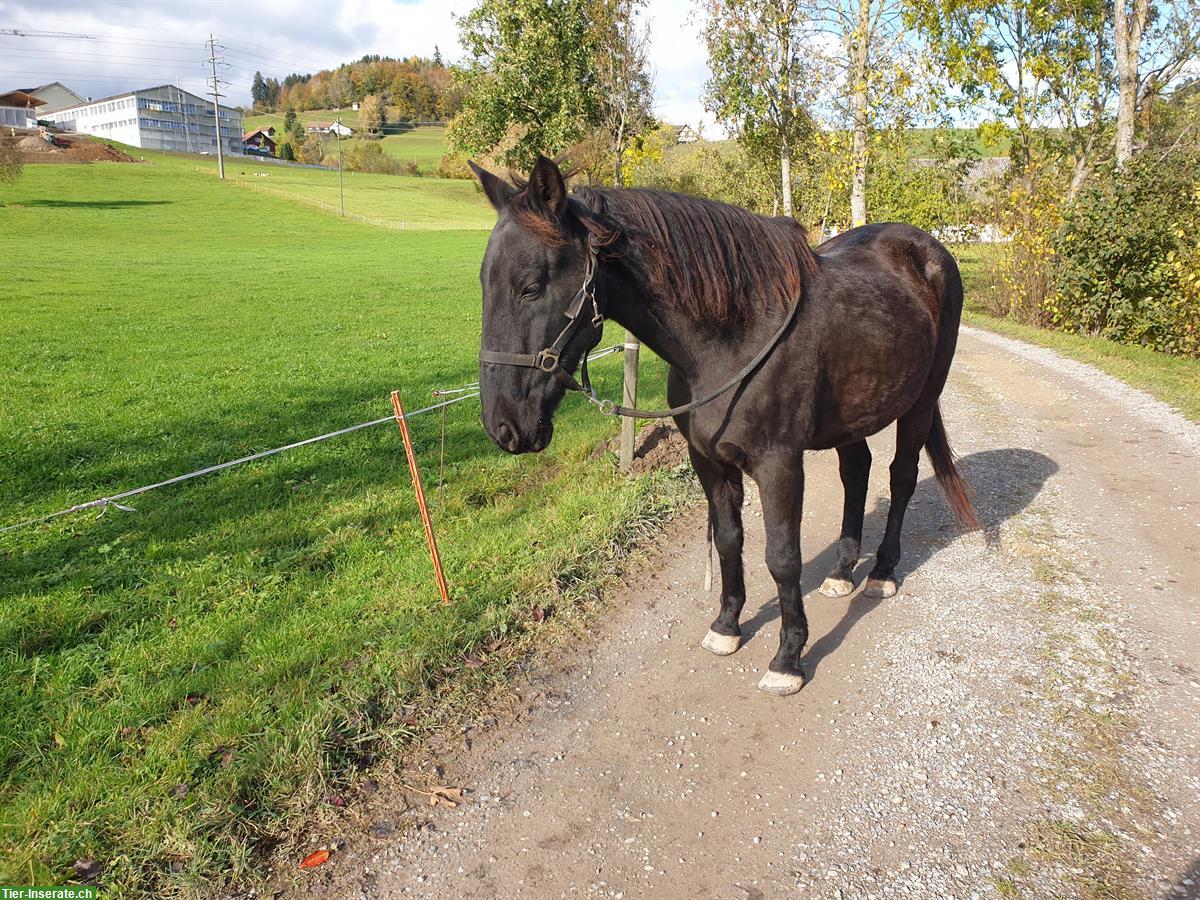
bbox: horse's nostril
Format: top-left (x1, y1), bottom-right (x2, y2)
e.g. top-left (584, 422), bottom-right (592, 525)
top-left (496, 421), bottom-right (518, 449)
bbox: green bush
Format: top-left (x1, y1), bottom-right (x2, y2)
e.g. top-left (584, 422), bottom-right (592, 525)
top-left (435, 151), bottom-right (475, 180)
top-left (343, 140), bottom-right (403, 175)
top-left (1050, 151), bottom-right (1200, 357)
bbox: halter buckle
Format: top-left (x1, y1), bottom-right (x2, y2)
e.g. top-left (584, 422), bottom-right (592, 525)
top-left (535, 349), bottom-right (560, 372)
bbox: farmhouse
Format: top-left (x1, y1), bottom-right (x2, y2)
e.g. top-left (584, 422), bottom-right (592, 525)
top-left (0, 90), bottom-right (44, 129)
top-left (39, 84), bottom-right (244, 156)
top-left (306, 120), bottom-right (352, 136)
top-left (243, 127), bottom-right (276, 156)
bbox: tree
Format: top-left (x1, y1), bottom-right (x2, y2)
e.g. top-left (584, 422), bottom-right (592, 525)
top-left (358, 94), bottom-right (385, 135)
top-left (907, 0), bottom-right (1109, 176)
top-left (594, 0), bottom-right (655, 185)
top-left (251, 71), bottom-right (267, 108)
top-left (449, 0), bottom-right (603, 168)
top-left (807, 0), bottom-right (917, 226)
top-left (1114, 0), bottom-right (1200, 166)
top-left (434, 44), bottom-right (443, 66)
top-left (283, 107), bottom-right (298, 134)
top-left (703, 0), bottom-right (815, 217)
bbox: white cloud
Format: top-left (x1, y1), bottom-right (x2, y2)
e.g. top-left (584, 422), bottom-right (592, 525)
top-left (1, 0), bottom-right (726, 133)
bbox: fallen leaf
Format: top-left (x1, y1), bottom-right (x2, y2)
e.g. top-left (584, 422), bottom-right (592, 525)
top-left (464, 657), bottom-right (484, 669)
top-left (532, 606), bottom-right (545, 623)
top-left (220, 749), bottom-right (235, 768)
top-left (53, 732), bottom-right (64, 749)
top-left (327, 794), bottom-right (346, 808)
top-left (172, 783), bottom-right (190, 799)
top-left (486, 638), bottom-right (505, 652)
top-left (185, 694), bottom-right (201, 706)
top-left (428, 786), bottom-right (465, 809)
top-left (299, 849), bottom-right (330, 869)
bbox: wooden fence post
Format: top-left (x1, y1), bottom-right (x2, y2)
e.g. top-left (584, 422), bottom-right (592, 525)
top-left (390, 390), bottom-right (451, 605)
top-left (619, 330), bottom-right (640, 472)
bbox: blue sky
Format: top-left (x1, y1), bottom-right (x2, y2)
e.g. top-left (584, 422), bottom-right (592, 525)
top-left (0, 0), bottom-right (719, 132)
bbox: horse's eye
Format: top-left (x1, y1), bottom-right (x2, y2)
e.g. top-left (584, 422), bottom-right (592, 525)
top-left (520, 284), bottom-right (541, 301)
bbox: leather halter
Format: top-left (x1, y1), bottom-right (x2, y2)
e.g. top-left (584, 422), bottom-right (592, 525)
top-left (478, 242), bottom-right (608, 403)
top-left (478, 242), bottom-right (803, 420)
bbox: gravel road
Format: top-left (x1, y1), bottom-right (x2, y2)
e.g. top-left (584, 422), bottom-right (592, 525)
top-left (281, 327), bottom-right (1200, 899)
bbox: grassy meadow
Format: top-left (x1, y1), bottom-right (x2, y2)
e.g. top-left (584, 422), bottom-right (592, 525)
top-left (243, 108), bottom-right (449, 171)
top-left (0, 150), bottom-right (679, 893)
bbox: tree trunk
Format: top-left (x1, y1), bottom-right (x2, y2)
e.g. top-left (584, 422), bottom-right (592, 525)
top-left (781, 146), bottom-right (793, 218)
top-left (850, 107), bottom-right (868, 227)
top-left (849, 0), bottom-right (872, 227)
top-left (1114, 0), bottom-right (1148, 167)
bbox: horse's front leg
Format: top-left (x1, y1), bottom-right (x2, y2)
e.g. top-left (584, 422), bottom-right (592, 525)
top-left (756, 455), bottom-right (808, 696)
top-left (690, 448), bottom-right (747, 656)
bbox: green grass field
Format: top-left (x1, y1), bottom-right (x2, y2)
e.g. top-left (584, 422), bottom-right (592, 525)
top-left (0, 152), bottom-right (680, 893)
top-left (218, 158), bottom-right (492, 229)
top-left (243, 108), bottom-right (448, 171)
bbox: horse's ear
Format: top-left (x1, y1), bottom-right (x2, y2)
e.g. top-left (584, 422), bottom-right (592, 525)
top-left (527, 154), bottom-right (566, 217)
top-left (468, 161), bottom-right (515, 211)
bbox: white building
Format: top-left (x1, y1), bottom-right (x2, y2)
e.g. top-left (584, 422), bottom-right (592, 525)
top-left (40, 84), bottom-right (243, 156)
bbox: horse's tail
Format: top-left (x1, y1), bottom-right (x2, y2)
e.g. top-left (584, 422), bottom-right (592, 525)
top-left (925, 405), bottom-right (980, 530)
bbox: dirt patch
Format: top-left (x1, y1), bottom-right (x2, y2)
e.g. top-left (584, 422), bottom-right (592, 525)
top-left (591, 423), bottom-right (689, 474)
top-left (16, 135), bottom-right (54, 152)
top-left (6, 131), bottom-right (140, 163)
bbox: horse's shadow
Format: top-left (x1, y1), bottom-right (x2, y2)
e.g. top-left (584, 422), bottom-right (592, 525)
top-left (737, 448), bottom-right (1057, 680)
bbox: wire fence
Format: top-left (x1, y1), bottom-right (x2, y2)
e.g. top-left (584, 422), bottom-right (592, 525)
top-left (209, 175), bottom-right (491, 231)
top-left (0, 345), bottom-right (627, 537)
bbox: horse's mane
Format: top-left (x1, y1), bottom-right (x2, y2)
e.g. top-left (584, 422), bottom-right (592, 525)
top-left (508, 181), bottom-right (819, 326)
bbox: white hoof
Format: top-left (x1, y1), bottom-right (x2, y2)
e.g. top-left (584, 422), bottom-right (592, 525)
top-left (701, 629), bottom-right (741, 656)
top-left (757, 670), bottom-right (806, 696)
top-left (819, 576), bottom-right (856, 598)
top-left (863, 577), bottom-right (897, 599)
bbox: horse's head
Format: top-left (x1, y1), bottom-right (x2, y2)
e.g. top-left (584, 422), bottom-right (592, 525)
top-left (471, 155), bottom-right (605, 454)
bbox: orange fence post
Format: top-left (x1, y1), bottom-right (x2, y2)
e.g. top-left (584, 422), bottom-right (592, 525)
top-left (391, 390), bottom-right (451, 606)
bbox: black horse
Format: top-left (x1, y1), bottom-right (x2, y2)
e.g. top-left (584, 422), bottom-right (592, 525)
top-left (471, 155), bottom-right (978, 696)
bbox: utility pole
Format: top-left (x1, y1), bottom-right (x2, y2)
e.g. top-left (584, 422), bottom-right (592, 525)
top-left (206, 33), bottom-right (225, 180)
top-left (336, 116), bottom-right (345, 216)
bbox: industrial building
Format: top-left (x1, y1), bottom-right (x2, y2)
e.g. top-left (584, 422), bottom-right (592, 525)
top-left (18, 82), bottom-right (85, 114)
top-left (39, 84), bottom-right (243, 155)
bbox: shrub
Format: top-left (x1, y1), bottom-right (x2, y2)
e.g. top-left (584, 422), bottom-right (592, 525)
top-left (343, 140), bottom-right (403, 175)
top-left (402, 160), bottom-right (421, 176)
top-left (436, 151), bottom-right (473, 180)
top-left (1050, 150), bottom-right (1200, 357)
top-left (0, 139), bottom-right (23, 187)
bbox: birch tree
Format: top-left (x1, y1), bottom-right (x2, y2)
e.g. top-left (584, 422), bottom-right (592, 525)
top-left (809, 0), bottom-right (914, 226)
top-left (703, 0), bottom-right (815, 218)
top-left (1114, 0), bottom-right (1200, 166)
top-left (595, 0), bottom-right (655, 185)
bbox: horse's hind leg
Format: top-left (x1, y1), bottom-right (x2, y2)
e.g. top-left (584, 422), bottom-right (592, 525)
top-left (865, 405), bottom-right (937, 598)
top-left (820, 440), bottom-right (871, 597)
top-left (690, 448), bottom-right (747, 656)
